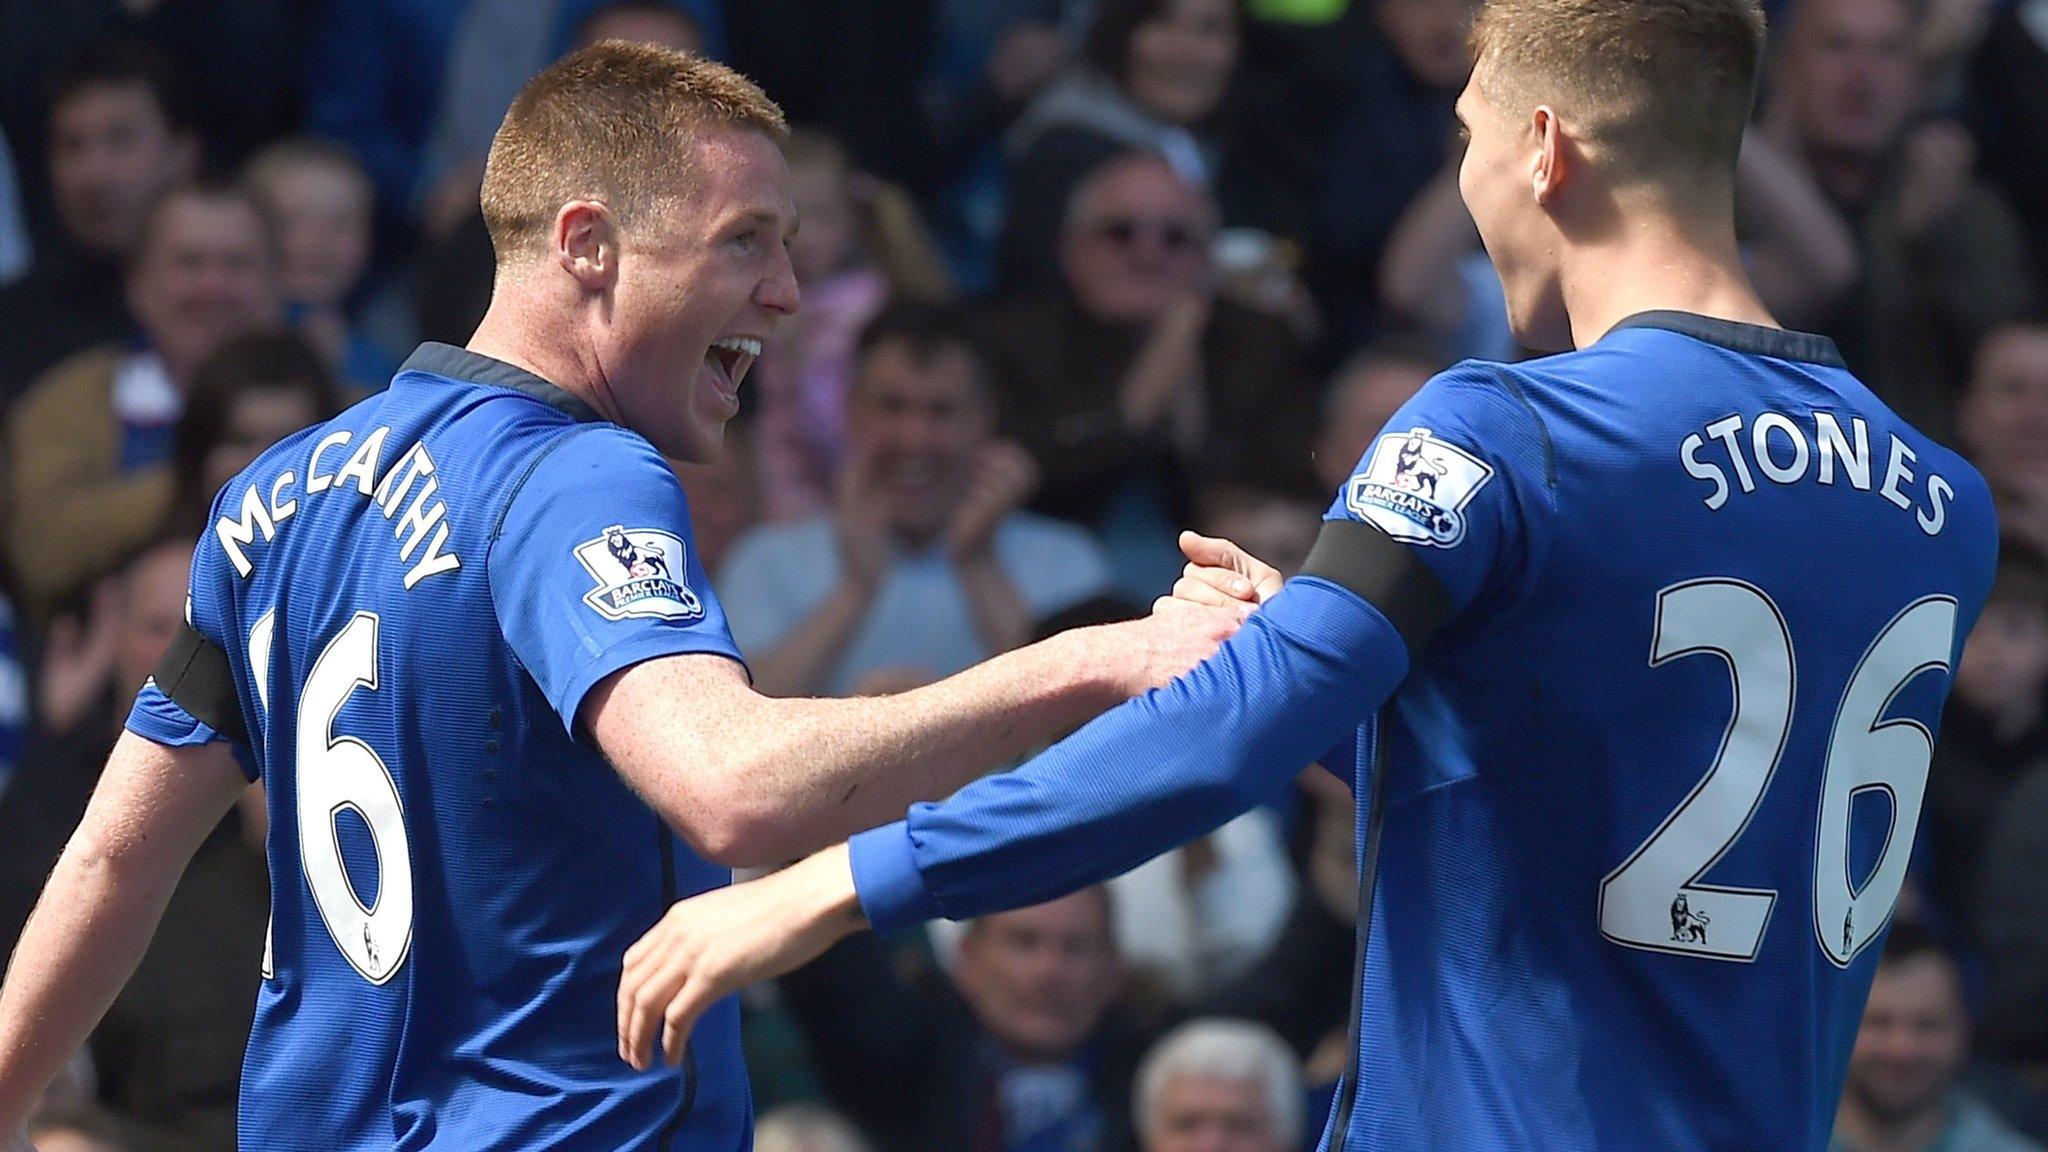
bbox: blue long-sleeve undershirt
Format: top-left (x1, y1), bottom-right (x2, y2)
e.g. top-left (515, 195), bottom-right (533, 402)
top-left (848, 576), bottom-right (1411, 935)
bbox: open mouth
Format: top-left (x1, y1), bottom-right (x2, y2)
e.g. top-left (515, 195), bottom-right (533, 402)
top-left (703, 336), bottom-right (762, 406)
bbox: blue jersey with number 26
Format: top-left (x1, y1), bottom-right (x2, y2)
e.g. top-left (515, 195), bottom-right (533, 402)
top-left (126, 344), bottom-right (751, 1151)
top-left (843, 312), bottom-right (1998, 1152)
top-left (1320, 313), bottom-right (1997, 1150)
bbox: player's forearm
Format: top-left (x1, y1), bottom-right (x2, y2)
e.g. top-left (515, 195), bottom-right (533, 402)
top-left (748, 583), bottom-right (875, 697)
top-left (714, 625), bottom-right (1134, 866)
top-left (847, 579), bottom-right (1404, 933)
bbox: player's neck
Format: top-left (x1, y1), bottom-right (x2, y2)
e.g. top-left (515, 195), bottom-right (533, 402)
top-left (1559, 215), bottom-right (1780, 351)
top-left (467, 298), bottom-right (617, 423)
top-left (1832, 1093), bottom-right (1952, 1152)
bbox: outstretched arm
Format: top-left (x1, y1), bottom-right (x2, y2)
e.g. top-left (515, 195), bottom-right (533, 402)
top-left (587, 602), bottom-right (1241, 869)
top-left (0, 733), bottom-right (249, 1138)
top-left (617, 571), bottom-right (1415, 1067)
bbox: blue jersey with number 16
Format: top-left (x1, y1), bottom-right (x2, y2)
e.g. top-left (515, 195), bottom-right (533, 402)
top-left (126, 344), bottom-right (753, 1151)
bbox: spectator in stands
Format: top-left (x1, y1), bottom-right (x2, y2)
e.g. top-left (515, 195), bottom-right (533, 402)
top-left (1976, 738), bottom-right (2048, 1075)
top-left (1768, 0), bottom-right (2038, 438)
top-left (914, 5), bottom-right (1072, 290)
top-left (1310, 337), bottom-right (1440, 493)
top-left (243, 139), bottom-right (398, 394)
top-left (167, 331), bottom-right (344, 533)
top-left (721, 305), bottom-right (1113, 696)
top-left (1956, 320), bottom-right (2048, 554)
top-left (780, 887), bottom-right (1149, 1152)
top-left (4, 182), bottom-right (279, 619)
top-left (1238, 0), bottom-right (1476, 356)
top-left (752, 129), bottom-right (956, 520)
top-left (1963, 0), bottom-right (2048, 296)
top-left (0, 42), bottom-right (197, 403)
top-left (1830, 923), bottom-right (2045, 1152)
top-left (997, 0), bottom-right (1243, 295)
top-left (1133, 1020), bottom-right (1301, 1152)
top-left (974, 150), bottom-right (1317, 597)
top-left (1923, 545), bottom-right (2048, 938)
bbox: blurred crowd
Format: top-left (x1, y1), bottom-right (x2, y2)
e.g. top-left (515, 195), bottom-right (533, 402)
top-left (0, 0), bottom-right (2043, 1150)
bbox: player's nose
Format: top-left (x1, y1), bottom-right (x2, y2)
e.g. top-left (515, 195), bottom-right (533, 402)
top-left (756, 249), bottom-right (800, 317)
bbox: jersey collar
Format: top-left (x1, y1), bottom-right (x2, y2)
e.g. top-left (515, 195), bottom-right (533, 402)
top-left (398, 342), bottom-right (605, 423)
top-left (1606, 311), bottom-right (1848, 368)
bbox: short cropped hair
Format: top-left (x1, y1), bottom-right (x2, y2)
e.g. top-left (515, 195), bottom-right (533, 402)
top-left (1134, 1019), bottom-right (1303, 1146)
top-left (1469, 0), bottom-right (1767, 183)
top-left (481, 40), bottom-right (786, 262)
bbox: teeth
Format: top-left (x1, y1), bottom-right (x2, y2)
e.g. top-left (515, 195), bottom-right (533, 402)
top-left (712, 337), bottom-right (762, 358)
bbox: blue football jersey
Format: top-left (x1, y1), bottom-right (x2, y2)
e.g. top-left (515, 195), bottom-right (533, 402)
top-left (126, 344), bottom-right (753, 1151)
top-left (845, 310), bottom-right (1998, 1152)
top-left (1317, 313), bottom-right (1997, 1150)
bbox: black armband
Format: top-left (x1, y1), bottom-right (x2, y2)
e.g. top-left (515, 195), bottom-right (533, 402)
top-left (152, 620), bottom-right (248, 744)
top-left (1299, 519), bottom-right (1453, 653)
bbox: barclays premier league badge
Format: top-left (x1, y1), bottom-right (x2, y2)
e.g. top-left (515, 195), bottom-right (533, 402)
top-left (574, 525), bottom-right (705, 621)
top-left (1345, 429), bottom-right (1494, 547)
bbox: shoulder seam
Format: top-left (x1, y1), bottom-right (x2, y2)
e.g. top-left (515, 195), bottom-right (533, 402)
top-left (1477, 368), bottom-right (1557, 488)
top-left (487, 423), bottom-right (608, 543)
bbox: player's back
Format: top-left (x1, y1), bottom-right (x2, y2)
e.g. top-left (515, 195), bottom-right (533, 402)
top-left (176, 347), bottom-right (747, 1149)
top-left (1329, 314), bottom-right (1997, 1150)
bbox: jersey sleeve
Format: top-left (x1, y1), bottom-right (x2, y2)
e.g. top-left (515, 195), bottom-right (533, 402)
top-left (125, 520), bottom-right (258, 779)
top-left (126, 681), bottom-right (226, 747)
top-left (848, 576), bottom-right (1410, 934)
top-left (488, 426), bottom-right (747, 737)
top-left (1325, 363), bottom-right (1554, 618)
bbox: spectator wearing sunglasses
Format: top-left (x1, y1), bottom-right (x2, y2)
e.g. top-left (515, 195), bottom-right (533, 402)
top-left (995, 0), bottom-right (1252, 298)
top-left (973, 150), bottom-right (1318, 599)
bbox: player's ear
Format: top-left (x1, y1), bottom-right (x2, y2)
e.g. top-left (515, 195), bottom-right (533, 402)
top-left (554, 199), bottom-right (619, 292)
top-left (1530, 104), bottom-right (1568, 207)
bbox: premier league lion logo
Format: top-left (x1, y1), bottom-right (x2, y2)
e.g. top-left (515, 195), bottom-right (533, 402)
top-left (1392, 430), bottom-right (1448, 499)
top-left (1670, 894), bottom-right (1712, 944)
top-left (605, 524), bottom-right (671, 581)
top-left (575, 525), bottom-right (702, 621)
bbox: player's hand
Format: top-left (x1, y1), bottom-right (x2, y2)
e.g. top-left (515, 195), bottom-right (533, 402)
top-left (1102, 599), bottom-right (1242, 697)
top-left (1170, 531), bottom-right (1285, 617)
top-left (945, 440), bottom-right (1039, 562)
top-left (617, 845), bottom-right (865, 1072)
